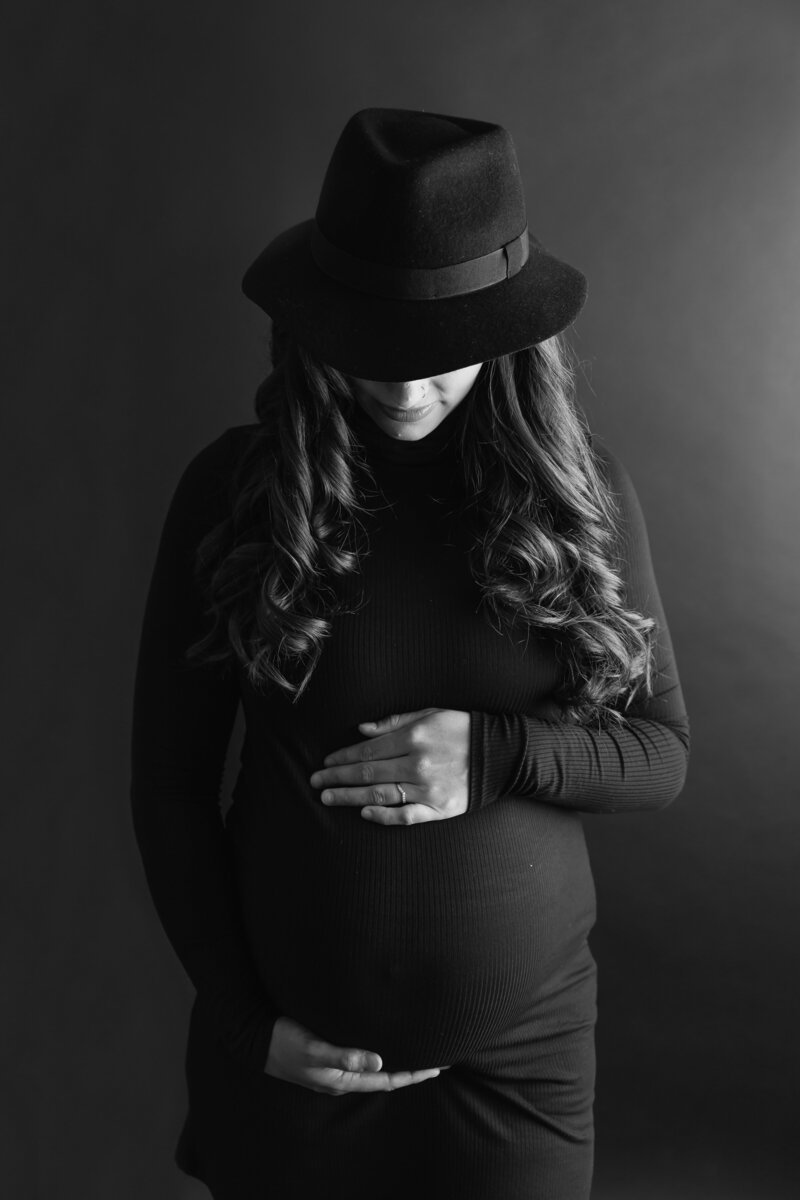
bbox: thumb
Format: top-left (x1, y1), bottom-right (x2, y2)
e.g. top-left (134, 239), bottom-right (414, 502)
top-left (358, 709), bottom-right (438, 735)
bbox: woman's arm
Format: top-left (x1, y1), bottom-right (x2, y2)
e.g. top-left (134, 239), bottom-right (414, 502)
top-left (469, 444), bottom-right (690, 814)
top-left (132, 428), bottom-right (454, 1091)
top-left (130, 428), bottom-right (279, 1074)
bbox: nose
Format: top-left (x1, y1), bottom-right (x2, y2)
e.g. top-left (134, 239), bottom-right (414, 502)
top-left (384, 379), bottom-right (429, 405)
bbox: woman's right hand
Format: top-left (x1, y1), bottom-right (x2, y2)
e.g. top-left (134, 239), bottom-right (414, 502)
top-left (264, 1016), bottom-right (443, 1096)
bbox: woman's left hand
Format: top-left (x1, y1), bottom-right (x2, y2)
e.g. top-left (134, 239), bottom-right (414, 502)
top-left (310, 708), bottom-right (470, 825)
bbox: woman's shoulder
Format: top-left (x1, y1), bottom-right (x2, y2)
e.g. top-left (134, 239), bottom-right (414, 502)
top-left (167, 423), bottom-right (261, 530)
top-left (176, 422), bottom-right (260, 488)
top-left (592, 434), bottom-right (647, 504)
top-left (589, 434), bottom-right (636, 495)
top-left (588, 435), bottom-right (652, 553)
top-left (183, 422), bottom-right (260, 473)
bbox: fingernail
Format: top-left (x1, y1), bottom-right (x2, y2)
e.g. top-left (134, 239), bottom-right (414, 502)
top-left (309, 773), bottom-right (320, 786)
top-left (361, 721), bottom-right (376, 730)
top-left (362, 809), bottom-right (374, 820)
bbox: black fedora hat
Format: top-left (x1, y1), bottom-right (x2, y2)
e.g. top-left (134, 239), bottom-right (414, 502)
top-left (242, 108), bottom-right (587, 381)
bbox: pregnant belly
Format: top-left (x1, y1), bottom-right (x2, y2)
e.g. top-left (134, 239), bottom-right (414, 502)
top-left (231, 796), bottom-right (596, 1071)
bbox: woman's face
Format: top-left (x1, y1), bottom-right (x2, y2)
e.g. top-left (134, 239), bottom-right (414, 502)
top-left (349, 363), bottom-right (483, 441)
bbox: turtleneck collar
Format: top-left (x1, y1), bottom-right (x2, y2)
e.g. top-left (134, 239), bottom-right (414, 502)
top-left (346, 392), bottom-right (471, 465)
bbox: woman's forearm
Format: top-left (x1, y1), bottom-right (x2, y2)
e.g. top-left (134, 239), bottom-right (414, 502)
top-left (130, 777), bottom-right (279, 1071)
top-left (469, 706), bottom-right (689, 814)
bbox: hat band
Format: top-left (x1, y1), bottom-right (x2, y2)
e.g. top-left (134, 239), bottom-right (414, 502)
top-left (310, 225), bottom-right (529, 301)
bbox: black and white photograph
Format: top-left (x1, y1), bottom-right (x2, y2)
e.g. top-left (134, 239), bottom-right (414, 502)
top-left (7, 3), bottom-right (799, 1197)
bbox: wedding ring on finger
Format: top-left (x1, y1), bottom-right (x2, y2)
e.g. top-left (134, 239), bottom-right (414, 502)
top-left (396, 784), bottom-right (408, 806)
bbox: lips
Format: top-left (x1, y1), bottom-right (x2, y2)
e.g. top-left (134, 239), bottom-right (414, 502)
top-left (376, 400), bottom-right (435, 424)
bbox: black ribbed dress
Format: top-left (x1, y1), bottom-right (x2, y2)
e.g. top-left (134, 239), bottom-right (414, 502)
top-left (130, 396), bottom-right (689, 1200)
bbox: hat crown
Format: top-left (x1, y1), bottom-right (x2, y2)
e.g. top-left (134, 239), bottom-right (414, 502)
top-left (315, 108), bottom-right (527, 270)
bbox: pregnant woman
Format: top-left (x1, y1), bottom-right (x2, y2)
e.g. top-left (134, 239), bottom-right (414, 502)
top-left (131, 108), bottom-right (690, 1199)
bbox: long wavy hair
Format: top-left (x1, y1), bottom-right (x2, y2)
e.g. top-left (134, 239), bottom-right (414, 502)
top-left (186, 325), bottom-right (657, 728)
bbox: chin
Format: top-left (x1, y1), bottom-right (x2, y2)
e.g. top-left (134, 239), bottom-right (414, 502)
top-left (386, 423), bottom-right (432, 440)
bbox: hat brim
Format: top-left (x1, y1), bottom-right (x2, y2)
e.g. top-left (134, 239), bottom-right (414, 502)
top-left (242, 220), bottom-right (587, 381)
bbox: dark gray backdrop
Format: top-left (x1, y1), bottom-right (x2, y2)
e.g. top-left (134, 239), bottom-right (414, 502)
top-left (8, 2), bottom-right (799, 1197)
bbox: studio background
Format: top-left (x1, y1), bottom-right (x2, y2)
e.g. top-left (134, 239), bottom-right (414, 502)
top-left (7, 2), bottom-right (798, 1197)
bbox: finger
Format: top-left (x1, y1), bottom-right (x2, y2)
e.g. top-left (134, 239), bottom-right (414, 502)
top-left (318, 734), bottom-right (409, 770)
top-left (306, 1039), bottom-right (383, 1073)
top-left (320, 783), bottom-right (418, 808)
top-left (314, 1066), bottom-right (441, 1094)
top-left (362, 803), bottom-right (438, 826)
top-left (382, 1067), bottom-right (442, 1090)
top-left (311, 756), bottom-right (414, 789)
top-left (320, 709), bottom-right (439, 768)
top-left (358, 710), bottom-right (438, 736)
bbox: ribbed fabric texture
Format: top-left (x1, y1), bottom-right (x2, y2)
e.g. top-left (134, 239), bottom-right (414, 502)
top-left (130, 399), bottom-right (689, 1199)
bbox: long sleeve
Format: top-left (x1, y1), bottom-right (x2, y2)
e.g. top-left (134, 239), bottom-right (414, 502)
top-left (469, 444), bottom-right (690, 814)
top-left (130, 427), bottom-right (280, 1074)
